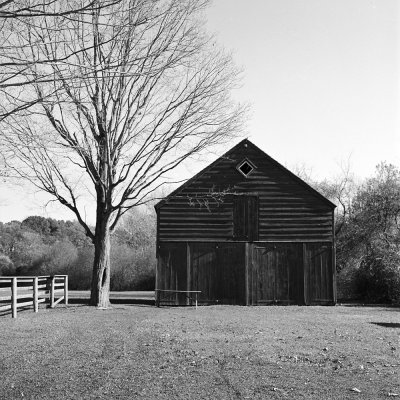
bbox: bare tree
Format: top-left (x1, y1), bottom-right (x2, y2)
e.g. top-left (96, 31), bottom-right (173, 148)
top-left (315, 160), bottom-right (356, 236)
top-left (0, 0), bottom-right (124, 17)
top-left (0, 0), bottom-right (124, 121)
top-left (1, 0), bottom-right (246, 307)
top-left (290, 158), bottom-right (356, 236)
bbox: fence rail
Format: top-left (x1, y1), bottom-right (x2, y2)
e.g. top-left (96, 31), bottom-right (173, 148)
top-left (0, 275), bottom-right (68, 318)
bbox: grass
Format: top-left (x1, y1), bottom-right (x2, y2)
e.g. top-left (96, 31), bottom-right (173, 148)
top-left (0, 304), bottom-right (399, 399)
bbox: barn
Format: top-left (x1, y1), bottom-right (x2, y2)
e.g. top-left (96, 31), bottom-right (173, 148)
top-left (155, 139), bottom-right (336, 306)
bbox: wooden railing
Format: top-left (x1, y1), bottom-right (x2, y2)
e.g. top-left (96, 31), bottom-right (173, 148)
top-left (0, 275), bottom-right (68, 318)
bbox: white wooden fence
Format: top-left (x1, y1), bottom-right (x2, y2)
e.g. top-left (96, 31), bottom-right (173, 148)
top-left (0, 275), bottom-right (68, 318)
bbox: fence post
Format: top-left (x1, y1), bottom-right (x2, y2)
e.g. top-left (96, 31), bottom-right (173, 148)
top-left (64, 276), bottom-right (68, 305)
top-left (11, 277), bottom-right (17, 318)
top-left (33, 277), bottom-right (38, 313)
top-left (50, 276), bottom-right (55, 308)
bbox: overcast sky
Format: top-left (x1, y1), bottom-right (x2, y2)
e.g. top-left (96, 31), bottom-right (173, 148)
top-left (1, 0), bottom-right (399, 223)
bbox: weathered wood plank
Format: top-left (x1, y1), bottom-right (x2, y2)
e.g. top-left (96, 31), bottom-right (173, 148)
top-left (53, 296), bottom-right (64, 306)
top-left (15, 300), bottom-right (34, 308)
top-left (304, 243), bottom-right (334, 304)
top-left (188, 242), bottom-right (245, 305)
top-left (15, 293), bottom-right (33, 300)
top-left (156, 140), bottom-right (335, 306)
top-left (158, 140), bottom-right (334, 242)
top-left (11, 277), bottom-right (17, 318)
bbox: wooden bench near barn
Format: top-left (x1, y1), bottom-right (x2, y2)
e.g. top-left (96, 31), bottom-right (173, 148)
top-left (0, 275), bottom-right (68, 318)
top-left (155, 289), bottom-right (201, 309)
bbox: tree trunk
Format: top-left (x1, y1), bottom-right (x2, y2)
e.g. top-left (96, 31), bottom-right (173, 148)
top-left (90, 214), bottom-right (112, 308)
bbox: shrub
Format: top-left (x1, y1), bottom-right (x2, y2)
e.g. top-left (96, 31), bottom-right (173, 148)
top-left (354, 244), bottom-right (400, 304)
top-left (64, 247), bottom-right (94, 290)
top-left (110, 244), bottom-right (155, 291)
top-left (0, 254), bottom-right (15, 275)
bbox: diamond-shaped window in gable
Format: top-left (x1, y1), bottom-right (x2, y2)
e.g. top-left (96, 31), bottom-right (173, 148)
top-left (237, 159), bottom-right (256, 177)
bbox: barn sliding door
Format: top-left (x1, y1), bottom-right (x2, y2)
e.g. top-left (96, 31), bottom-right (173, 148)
top-left (251, 243), bottom-right (302, 304)
top-left (303, 243), bottom-right (334, 305)
top-left (157, 243), bottom-right (187, 291)
top-left (190, 242), bottom-right (245, 305)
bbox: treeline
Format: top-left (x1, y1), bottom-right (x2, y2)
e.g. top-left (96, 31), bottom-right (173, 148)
top-left (315, 162), bottom-right (400, 304)
top-left (0, 209), bottom-right (155, 291)
top-left (0, 162), bottom-right (399, 303)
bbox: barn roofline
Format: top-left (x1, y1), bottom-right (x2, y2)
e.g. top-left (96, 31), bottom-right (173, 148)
top-left (154, 139), bottom-right (337, 210)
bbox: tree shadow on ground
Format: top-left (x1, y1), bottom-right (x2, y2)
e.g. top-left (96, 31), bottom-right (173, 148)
top-left (370, 322), bottom-right (400, 328)
top-left (340, 303), bottom-right (400, 312)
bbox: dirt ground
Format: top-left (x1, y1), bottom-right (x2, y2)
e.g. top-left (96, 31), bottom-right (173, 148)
top-left (0, 304), bottom-right (399, 399)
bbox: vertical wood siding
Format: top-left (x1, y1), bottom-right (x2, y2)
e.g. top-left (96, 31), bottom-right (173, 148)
top-left (156, 243), bottom-right (187, 304)
top-left (249, 243), bottom-right (303, 304)
top-left (303, 243), bottom-right (334, 305)
top-left (157, 241), bottom-right (334, 305)
top-left (157, 242), bottom-right (245, 305)
top-left (189, 243), bottom-right (246, 304)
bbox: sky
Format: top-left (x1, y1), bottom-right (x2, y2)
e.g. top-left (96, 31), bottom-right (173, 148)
top-left (204, 0), bottom-right (400, 178)
top-left (1, 0), bottom-right (399, 223)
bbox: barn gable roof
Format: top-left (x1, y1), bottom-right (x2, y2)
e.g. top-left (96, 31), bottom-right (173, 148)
top-left (155, 139), bottom-right (336, 210)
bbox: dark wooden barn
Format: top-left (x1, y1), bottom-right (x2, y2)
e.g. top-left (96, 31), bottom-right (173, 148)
top-left (155, 139), bottom-right (336, 306)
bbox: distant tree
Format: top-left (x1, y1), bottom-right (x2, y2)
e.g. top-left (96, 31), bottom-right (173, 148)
top-left (1, 0), bottom-right (246, 307)
top-left (40, 240), bottom-right (79, 275)
top-left (60, 220), bottom-right (93, 248)
top-left (63, 247), bottom-right (94, 290)
top-left (111, 207), bottom-right (156, 290)
top-left (339, 163), bottom-right (400, 302)
top-left (0, 254), bottom-right (14, 275)
top-left (351, 163), bottom-right (400, 245)
top-left (0, 221), bottom-right (26, 264)
top-left (21, 216), bottom-right (52, 236)
top-left (114, 208), bottom-right (156, 250)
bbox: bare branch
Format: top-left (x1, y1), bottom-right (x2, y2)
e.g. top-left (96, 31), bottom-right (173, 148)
top-left (0, 0), bottom-right (246, 306)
